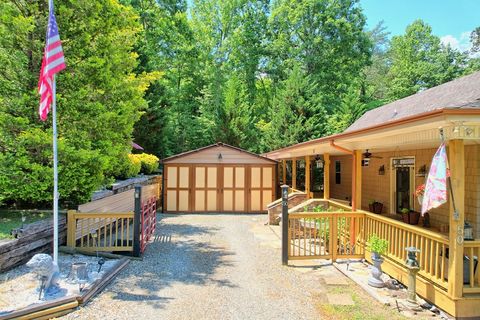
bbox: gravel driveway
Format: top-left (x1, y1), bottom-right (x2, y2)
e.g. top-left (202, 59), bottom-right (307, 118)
top-left (65, 214), bottom-right (335, 320)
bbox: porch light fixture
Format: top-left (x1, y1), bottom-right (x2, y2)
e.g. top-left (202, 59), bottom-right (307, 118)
top-left (218, 153), bottom-right (223, 160)
top-left (314, 155), bottom-right (324, 169)
top-left (299, 161), bottom-right (305, 169)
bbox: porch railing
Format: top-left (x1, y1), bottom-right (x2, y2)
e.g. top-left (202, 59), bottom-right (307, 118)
top-left (463, 241), bottom-right (480, 293)
top-left (364, 212), bottom-right (449, 291)
top-left (288, 212), bottom-right (365, 260)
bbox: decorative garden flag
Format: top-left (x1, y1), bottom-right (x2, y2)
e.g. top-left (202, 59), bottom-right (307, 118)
top-left (38, 0), bottom-right (66, 121)
top-left (421, 143), bottom-right (449, 216)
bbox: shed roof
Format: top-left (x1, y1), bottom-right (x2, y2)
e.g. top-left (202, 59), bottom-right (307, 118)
top-left (162, 142), bottom-right (277, 164)
top-left (347, 71), bottom-right (480, 132)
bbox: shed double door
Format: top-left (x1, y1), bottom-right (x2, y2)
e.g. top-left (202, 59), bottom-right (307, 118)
top-left (165, 164), bottom-right (275, 213)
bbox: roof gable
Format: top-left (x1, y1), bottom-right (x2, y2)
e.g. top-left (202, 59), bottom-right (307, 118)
top-left (347, 71), bottom-right (480, 132)
top-left (162, 143), bottom-right (277, 164)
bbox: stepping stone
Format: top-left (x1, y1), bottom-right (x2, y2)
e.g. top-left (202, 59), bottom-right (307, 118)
top-left (323, 274), bottom-right (349, 285)
top-left (326, 293), bottom-right (355, 305)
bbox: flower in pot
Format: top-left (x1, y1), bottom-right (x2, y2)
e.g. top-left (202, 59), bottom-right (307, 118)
top-left (401, 208), bottom-right (420, 225)
top-left (414, 184), bottom-right (425, 206)
top-left (367, 234), bottom-right (389, 288)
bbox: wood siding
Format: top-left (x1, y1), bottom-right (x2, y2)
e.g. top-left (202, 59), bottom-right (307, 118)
top-left (328, 145), bottom-right (480, 238)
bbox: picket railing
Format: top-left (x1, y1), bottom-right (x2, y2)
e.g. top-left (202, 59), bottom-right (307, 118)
top-left (288, 212), bottom-right (365, 260)
top-left (140, 196), bottom-right (157, 253)
top-left (364, 212), bottom-right (449, 291)
top-left (67, 211), bottom-right (134, 252)
top-left (463, 240), bottom-right (480, 293)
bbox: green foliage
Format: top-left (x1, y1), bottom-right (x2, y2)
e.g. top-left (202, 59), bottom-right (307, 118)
top-left (367, 234), bottom-right (389, 255)
top-left (386, 20), bottom-right (466, 100)
top-left (117, 154), bottom-right (141, 179)
top-left (0, 0), bottom-right (156, 207)
top-left (132, 153), bottom-right (160, 174)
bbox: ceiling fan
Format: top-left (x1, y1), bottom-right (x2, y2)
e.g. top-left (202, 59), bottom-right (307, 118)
top-left (363, 149), bottom-right (383, 159)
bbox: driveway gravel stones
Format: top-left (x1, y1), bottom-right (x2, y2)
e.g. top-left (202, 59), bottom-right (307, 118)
top-left (63, 214), bottom-right (351, 319)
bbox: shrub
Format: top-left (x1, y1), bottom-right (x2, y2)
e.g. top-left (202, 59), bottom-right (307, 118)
top-left (117, 154), bottom-right (141, 179)
top-left (367, 234), bottom-right (389, 255)
top-left (132, 153), bottom-right (159, 174)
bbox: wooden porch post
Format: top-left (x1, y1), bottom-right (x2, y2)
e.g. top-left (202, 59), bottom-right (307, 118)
top-left (448, 139), bottom-right (465, 299)
top-left (324, 154), bottom-right (330, 200)
top-left (354, 150), bottom-right (362, 211)
top-left (282, 159), bottom-right (287, 185)
top-left (292, 157), bottom-right (297, 190)
top-left (305, 156), bottom-right (311, 198)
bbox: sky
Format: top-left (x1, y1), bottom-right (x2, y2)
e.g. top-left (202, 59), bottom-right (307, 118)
top-left (360, 0), bottom-right (480, 52)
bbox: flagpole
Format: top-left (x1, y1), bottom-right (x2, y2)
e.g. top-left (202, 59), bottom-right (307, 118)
top-left (52, 74), bottom-right (59, 265)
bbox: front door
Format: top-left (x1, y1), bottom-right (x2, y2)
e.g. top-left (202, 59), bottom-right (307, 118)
top-left (395, 167), bottom-right (411, 213)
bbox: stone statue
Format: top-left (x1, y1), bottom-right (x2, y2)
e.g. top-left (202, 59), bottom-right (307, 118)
top-left (26, 254), bottom-right (60, 296)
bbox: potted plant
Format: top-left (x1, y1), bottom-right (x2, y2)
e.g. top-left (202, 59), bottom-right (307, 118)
top-left (369, 200), bottom-right (384, 214)
top-left (367, 234), bottom-right (389, 288)
top-left (401, 207), bottom-right (420, 225)
top-left (401, 207), bottom-right (410, 224)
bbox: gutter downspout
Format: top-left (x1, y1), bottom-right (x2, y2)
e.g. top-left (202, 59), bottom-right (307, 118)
top-left (330, 141), bottom-right (357, 211)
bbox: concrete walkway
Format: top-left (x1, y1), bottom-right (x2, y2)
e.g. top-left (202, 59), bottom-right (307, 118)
top-left (64, 214), bottom-right (388, 319)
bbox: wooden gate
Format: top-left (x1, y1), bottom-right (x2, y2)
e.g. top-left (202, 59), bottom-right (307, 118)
top-left (140, 196), bottom-right (157, 253)
top-left (288, 212), bottom-right (365, 260)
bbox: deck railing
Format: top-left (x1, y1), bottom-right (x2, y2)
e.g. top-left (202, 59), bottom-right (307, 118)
top-left (364, 212), bottom-right (449, 291)
top-left (288, 211), bottom-right (365, 260)
top-left (67, 211), bottom-right (134, 252)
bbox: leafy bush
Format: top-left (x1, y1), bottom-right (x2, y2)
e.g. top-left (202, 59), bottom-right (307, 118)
top-left (367, 234), bottom-right (389, 255)
top-left (132, 153), bottom-right (159, 174)
top-left (117, 154), bottom-right (141, 179)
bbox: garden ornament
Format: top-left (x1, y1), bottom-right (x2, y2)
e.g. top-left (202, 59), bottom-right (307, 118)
top-left (26, 254), bottom-right (60, 298)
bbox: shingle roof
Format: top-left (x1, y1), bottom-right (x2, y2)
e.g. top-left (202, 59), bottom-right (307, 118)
top-left (346, 71), bottom-right (480, 132)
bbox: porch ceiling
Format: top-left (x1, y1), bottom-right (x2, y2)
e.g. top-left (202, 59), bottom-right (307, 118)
top-left (265, 114), bottom-right (480, 160)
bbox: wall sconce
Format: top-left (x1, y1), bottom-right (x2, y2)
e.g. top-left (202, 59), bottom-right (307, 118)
top-left (299, 160), bottom-right (305, 169)
top-left (362, 159), bottom-right (370, 167)
top-left (417, 165), bottom-right (427, 177)
top-left (378, 165), bottom-right (385, 175)
top-left (218, 153), bottom-right (223, 160)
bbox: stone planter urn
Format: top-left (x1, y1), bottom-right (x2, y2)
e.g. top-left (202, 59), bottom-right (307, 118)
top-left (368, 252), bottom-right (385, 288)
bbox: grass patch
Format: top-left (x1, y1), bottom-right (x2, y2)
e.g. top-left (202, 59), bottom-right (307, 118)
top-left (0, 211), bottom-right (52, 239)
top-left (316, 282), bottom-right (408, 320)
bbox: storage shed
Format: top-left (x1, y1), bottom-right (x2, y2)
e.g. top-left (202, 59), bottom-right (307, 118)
top-left (162, 143), bottom-right (277, 213)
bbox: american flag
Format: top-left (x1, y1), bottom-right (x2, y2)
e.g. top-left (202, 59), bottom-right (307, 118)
top-left (38, 0), bottom-right (65, 121)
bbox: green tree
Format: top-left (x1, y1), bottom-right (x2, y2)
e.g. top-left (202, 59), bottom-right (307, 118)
top-left (0, 0), bottom-right (154, 207)
top-left (261, 66), bottom-right (327, 150)
top-left (386, 20), bottom-right (465, 100)
top-left (268, 0), bottom-right (372, 110)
